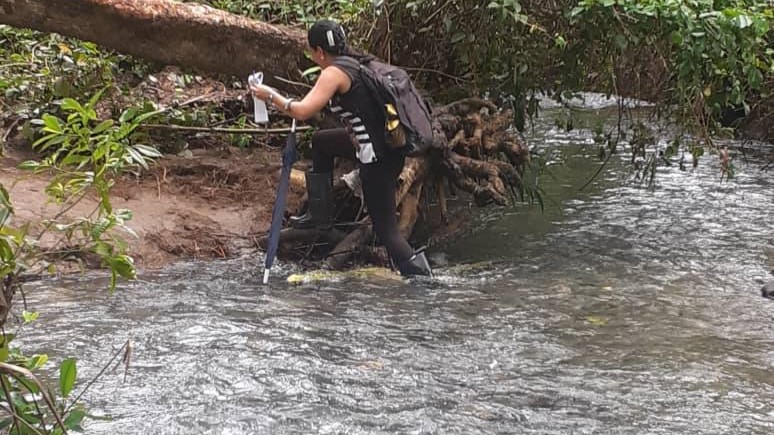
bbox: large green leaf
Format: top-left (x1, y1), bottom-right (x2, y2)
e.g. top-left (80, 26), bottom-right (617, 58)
top-left (0, 185), bottom-right (10, 208)
top-left (0, 238), bottom-right (14, 262)
top-left (0, 333), bottom-right (14, 362)
top-left (15, 375), bottom-right (40, 395)
top-left (60, 98), bottom-right (83, 113)
top-left (115, 209), bottom-right (133, 222)
top-left (133, 144), bottom-right (161, 158)
top-left (87, 87), bottom-right (107, 110)
top-left (16, 160), bottom-right (40, 171)
top-left (91, 119), bottom-right (114, 135)
top-left (109, 254), bottom-right (136, 280)
top-left (41, 114), bottom-right (64, 134)
top-left (32, 132), bottom-right (68, 151)
top-left (301, 65), bottom-right (321, 78)
top-left (119, 107), bottom-right (138, 123)
top-left (25, 353), bottom-right (47, 370)
top-left (0, 208), bottom-right (9, 228)
top-left (90, 217), bottom-right (116, 241)
top-left (59, 358), bottom-right (77, 398)
top-left (125, 146), bottom-right (148, 169)
top-left (132, 109), bottom-right (163, 125)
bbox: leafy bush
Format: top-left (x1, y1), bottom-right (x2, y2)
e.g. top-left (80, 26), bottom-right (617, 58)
top-left (0, 25), bottom-right (149, 119)
top-left (0, 89), bottom-right (159, 432)
top-left (187, 0), bottom-right (372, 26)
top-left (568, 0), bottom-right (773, 138)
top-left (19, 89), bottom-right (162, 287)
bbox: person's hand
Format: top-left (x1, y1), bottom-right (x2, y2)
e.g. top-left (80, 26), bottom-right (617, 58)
top-left (250, 83), bottom-right (276, 102)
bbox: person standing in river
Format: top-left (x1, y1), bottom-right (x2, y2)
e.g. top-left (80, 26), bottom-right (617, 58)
top-left (248, 19), bottom-right (432, 277)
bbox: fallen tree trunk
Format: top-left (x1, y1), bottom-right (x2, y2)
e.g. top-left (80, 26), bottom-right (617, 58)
top-left (1, 0), bottom-right (531, 271)
top-left (0, 0), bottom-right (308, 87)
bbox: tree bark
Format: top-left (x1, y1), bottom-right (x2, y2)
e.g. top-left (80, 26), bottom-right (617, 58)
top-left (0, 0), bottom-right (308, 87)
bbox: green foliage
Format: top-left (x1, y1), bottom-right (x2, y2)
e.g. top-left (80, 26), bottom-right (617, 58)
top-left (30, 89), bottom-right (161, 175)
top-left (187, 0), bottom-right (372, 26)
top-left (384, 1), bottom-right (540, 88)
top-left (20, 90), bottom-right (163, 286)
top-left (0, 95), bottom-right (159, 435)
top-left (228, 114), bottom-right (252, 148)
top-left (569, 0), bottom-right (773, 138)
top-left (59, 359), bottom-right (77, 398)
top-left (20, 311), bottom-right (38, 324)
top-left (0, 25), bottom-right (150, 118)
top-left (190, 0), bottom-right (771, 146)
top-left (514, 156), bottom-right (548, 211)
top-left (0, 334), bottom-right (87, 434)
top-left (0, 88), bottom-right (156, 428)
top-left (0, 112), bottom-right (146, 428)
top-left (0, 5), bottom-right (767, 430)
top-left (0, 186), bottom-right (26, 282)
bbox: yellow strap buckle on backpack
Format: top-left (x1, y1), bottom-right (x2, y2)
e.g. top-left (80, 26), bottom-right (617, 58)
top-left (385, 103), bottom-right (400, 130)
top-left (384, 103), bottom-right (406, 148)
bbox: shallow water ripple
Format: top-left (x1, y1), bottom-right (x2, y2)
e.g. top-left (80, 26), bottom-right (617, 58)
top-left (16, 102), bottom-right (774, 433)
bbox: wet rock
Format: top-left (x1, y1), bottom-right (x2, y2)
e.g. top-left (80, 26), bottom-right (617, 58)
top-left (762, 281), bottom-right (774, 299)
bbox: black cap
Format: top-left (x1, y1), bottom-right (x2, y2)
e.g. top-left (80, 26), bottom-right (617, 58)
top-left (308, 19), bottom-right (347, 55)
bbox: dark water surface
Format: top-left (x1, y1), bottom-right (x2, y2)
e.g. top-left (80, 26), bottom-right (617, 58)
top-left (17, 97), bottom-right (774, 434)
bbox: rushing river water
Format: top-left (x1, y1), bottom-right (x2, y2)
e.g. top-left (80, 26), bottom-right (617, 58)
top-left (16, 96), bottom-right (774, 434)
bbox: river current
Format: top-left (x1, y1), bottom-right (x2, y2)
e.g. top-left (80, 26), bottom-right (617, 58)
top-left (17, 95), bottom-right (774, 434)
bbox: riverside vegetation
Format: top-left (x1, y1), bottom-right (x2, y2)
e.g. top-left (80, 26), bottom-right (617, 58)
top-left (0, 0), bottom-right (771, 432)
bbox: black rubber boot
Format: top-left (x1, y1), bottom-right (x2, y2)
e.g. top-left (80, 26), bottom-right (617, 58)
top-left (397, 251), bottom-right (433, 277)
top-left (290, 171), bottom-right (333, 229)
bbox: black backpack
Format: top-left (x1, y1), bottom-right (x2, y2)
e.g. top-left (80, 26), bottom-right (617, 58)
top-left (335, 56), bottom-right (434, 157)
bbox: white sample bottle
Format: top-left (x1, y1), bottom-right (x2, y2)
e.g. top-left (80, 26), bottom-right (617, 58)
top-left (247, 72), bottom-right (269, 123)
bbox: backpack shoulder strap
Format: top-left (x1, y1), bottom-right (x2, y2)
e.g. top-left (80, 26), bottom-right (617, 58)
top-left (330, 55), bottom-right (362, 80)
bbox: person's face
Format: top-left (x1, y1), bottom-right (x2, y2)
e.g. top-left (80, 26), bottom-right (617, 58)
top-left (308, 46), bottom-right (326, 67)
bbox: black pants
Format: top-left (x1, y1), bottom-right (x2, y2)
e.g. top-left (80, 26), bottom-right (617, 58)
top-left (310, 128), bottom-right (414, 265)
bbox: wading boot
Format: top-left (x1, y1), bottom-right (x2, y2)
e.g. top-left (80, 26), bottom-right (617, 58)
top-left (397, 251), bottom-right (433, 277)
top-left (290, 171), bottom-right (333, 229)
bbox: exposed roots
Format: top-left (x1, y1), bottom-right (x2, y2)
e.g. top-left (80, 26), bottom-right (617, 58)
top-left (273, 97), bottom-right (530, 270)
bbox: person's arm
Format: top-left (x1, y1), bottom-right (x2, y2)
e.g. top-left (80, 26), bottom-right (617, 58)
top-left (251, 67), bottom-right (350, 121)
